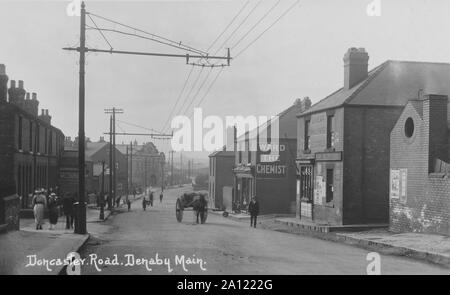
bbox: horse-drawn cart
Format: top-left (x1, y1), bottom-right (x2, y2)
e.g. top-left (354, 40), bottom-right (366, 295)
top-left (175, 191), bottom-right (208, 223)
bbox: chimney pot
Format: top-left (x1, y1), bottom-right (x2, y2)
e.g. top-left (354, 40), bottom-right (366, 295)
top-left (10, 80), bottom-right (16, 88)
top-left (0, 64), bottom-right (5, 75)
top-left (26, 92), bottom-right (30, 100)
top-left (46, 109), bottom-right (49, 115)
top-left (41, 109), bottom-right (45, 115)
top-left (32, 93), bottom-right (37, 100)
top-left (18, 80), bottom-right (24, 89)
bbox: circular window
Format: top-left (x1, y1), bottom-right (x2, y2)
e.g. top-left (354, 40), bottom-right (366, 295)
top-left (404, 117), bottom-right (414, 138)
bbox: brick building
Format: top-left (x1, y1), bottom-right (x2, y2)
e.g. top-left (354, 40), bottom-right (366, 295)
top-left (63, 137), bottom-right (128, 198)
top-left (233, 99), bottom-right (307, 215)
top-left (0, 64), bottom-right (64, 231)
top-left (296, 48), bottom-right (450, 225)
top-left (208, 149), bottom-right (234, 210)
top-left (389, 94), bottom-right (450, 235)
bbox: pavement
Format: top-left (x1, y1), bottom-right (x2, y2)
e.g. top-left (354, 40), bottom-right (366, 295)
top-left (0, 194), bottom-right (144, 275)
top-left (77, 186), bottom-right (450, 275)
top-left (210, 212), bottom-right (450, 268)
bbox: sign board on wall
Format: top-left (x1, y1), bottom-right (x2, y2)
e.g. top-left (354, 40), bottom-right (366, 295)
top-left (400, 168), bottom-right (407, 203)
top-left (390, 169), bottom-right (400, 199)
top-left (390, 168), bottom-right (407, 202)
top-left (314, 176), bottom-right (325, 205)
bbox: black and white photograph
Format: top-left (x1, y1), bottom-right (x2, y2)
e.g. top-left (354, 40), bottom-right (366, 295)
top-left (0, 0), bottom-right (450, 282)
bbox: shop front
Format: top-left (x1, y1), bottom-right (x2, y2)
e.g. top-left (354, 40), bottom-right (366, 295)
top-left (233, 165), bottom-right (254, 212)
top-left (296, 158), bottom-right (314, 221)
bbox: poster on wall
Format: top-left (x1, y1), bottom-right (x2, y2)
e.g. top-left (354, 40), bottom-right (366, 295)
top-left (390, 169), bottom-right (400, 199)
top-left (400, 168), bottom-right (407, 203)
top-left (314, 176), bottom-right (324, 205)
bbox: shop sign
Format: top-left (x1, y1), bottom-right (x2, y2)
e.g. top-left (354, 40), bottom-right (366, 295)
top-left (256, 163), bottom-right (286, 178)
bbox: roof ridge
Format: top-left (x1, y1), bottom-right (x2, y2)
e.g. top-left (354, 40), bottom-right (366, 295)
top-left (344, 60), bottom-right (391, 105)
top-left (388, 59), bottom-right (450, 66)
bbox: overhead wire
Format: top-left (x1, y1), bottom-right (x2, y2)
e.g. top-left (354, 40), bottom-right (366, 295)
top-left (234, 0), bottom-right (300, 59)
top-left (87, 11), bottom-right (207, 56)
top-left (231, 0), bottom-right (282, 50)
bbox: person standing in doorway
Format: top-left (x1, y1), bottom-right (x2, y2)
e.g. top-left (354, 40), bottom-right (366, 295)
top-left (248, 197), bottom-right (259, 228)
top-left (159, 192), bottom-right (163, 203)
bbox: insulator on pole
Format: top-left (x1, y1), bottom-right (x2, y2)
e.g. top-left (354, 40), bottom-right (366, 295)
top-left (227, 48), bottom-right (231, 66)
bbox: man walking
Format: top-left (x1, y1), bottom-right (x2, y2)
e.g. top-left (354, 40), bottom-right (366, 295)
top-left (248, 197), bottom-right (259, 228)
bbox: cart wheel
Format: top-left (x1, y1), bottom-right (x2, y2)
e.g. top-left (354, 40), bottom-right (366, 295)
top-left (222, 211), bottom-right (229, 218)
top-left (176, 199), bottom-right (183, 222)
top-left (201, 209), bottom-right (208, 224)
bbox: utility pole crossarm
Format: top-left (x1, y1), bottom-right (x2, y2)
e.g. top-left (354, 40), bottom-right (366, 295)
top-left (62, 47), bottom-right (232, 64)
top-left (103, 132), bottom-right (173, 138)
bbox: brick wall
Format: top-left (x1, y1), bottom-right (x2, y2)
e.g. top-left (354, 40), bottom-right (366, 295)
top-left (344, 106), bottom-right (403, 224)
top-left (390, 96), bottom-right (450, 235)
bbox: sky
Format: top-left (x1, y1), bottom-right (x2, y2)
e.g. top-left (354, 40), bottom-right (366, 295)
top-left (1, 0), bottom-right (450, 163)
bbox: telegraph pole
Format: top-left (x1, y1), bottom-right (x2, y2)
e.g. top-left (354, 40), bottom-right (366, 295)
top-left (130, 141), bottom-right (133, 198)
top-left (170, 150), bottom-right (174, 186)
top-left (144, 157), bottom-right (148, 195)
top-left (108, 115), bottom-right (113, 209)
top-left (180, 152), bottom-right (183, 185)
top-left (126, 145), bottom-right (129, 197)
top-left (75, 1), bottom-right (87, 235)
top-left (104, 107), bottom-right (123, 206)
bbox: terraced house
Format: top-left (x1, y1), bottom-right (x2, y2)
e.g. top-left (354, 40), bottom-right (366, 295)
top-left (296, 48), bottom-right (450, 226)
top-left (0, 64), bottom-right (64, 232)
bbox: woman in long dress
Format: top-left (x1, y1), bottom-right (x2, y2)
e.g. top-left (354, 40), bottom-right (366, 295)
top-left (32, 189), bottom-right (47, 230)
top-left (48, 193), bottom-right (59, 230)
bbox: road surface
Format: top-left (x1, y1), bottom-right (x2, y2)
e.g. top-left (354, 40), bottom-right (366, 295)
top-left (79, 186), bottom-right (450, 275)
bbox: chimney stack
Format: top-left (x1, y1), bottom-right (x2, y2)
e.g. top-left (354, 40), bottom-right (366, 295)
top-left (29, 92), bottom-right (39, 117)
top-left (38, 108), bottom-right (52, 125)
top-left (343, 47), bottom-right (369, 90)
top-left (0, 64), bottom-right (8, 102)
top-left (8, 80), bottom-right (17, 104)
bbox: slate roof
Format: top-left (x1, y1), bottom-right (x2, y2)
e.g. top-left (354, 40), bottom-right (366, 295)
top-left (300, 60), bottom-right (450, 116)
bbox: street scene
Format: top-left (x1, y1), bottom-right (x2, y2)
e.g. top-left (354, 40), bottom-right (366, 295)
top-left (1, 0), bottom-right (450, 279)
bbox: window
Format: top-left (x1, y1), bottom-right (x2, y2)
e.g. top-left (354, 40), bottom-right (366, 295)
top-left (326, 169), bottom-right (334, 203)
top-left (49, 131), bottom-right (53, 154)
top-left (327, 115), bottom-right (335, 149)
top-left (404, 117), bottom-right (414, 138)
top-left (44, 129), bottom-right (48, 154)
top-left (18, 116), bottom-right (23, 150)
top-left (29, 121), bottom-right (33, 151)
top-left (304, 120), bottom-right (311, 151)
top-left (299, 166), bottom-right (313, 202)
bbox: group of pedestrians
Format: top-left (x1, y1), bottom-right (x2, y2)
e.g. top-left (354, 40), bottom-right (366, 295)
top-left (142, 190), bottom-right (164, 211)
top-left (31, 188), bottom-right (76, 231)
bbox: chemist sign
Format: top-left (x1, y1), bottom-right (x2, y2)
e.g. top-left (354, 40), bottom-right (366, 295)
top-left (256, 163), bottom-right (287, 178)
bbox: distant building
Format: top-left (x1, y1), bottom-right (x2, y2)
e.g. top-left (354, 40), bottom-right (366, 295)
top-left (0, 64), bottom-right (65, 232)
top-left (296, 47), bottom-right (450, 226)
top-left (209, 149), bottom-right (234, 210)
top-left (389, 94), bottom-right (450, 235)
top-left (117, 141), bottom-right (164, 191)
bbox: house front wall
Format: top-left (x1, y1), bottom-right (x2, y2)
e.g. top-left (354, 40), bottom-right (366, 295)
top-left (297, 107), bottom-right (344, 225)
